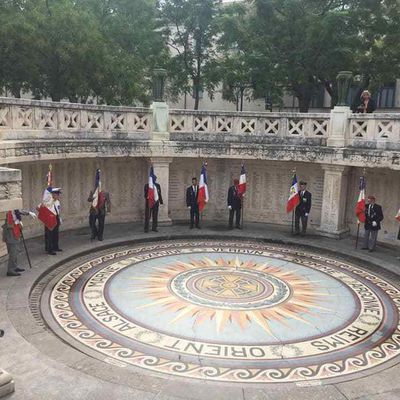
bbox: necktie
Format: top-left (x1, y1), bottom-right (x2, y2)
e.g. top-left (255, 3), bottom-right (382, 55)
top-left (369, 205), bottom-right (372, 217)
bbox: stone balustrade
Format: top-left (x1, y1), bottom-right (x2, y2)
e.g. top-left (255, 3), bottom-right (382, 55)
top-left (348, 113), bottom-right (400, 150)
top-left (0, 97), bottom-right (152, 140)
top-left (169, 109), bottom-right (330, 140)
top-left (1, 97), bottom-right (400, 150)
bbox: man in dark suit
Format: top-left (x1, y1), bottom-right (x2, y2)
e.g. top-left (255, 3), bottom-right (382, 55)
top-left (186, 177), bottom-right (200, 229)
top-left (44, 188), bottom-right (62, 255)
top-left (88, 190), bottom-right (111, 241)
top-left (295, 181), bottom-right (312, 235)
top-left (362, 195), bottom-right (383, 252)
top-left (227, 178), bottom-right (242, 229)
top-left (144, 179), bottom-right (163, 232)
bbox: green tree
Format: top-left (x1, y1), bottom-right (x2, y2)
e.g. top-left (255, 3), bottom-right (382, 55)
top-left (252, 0), bottom-right (356, 112)
top-left (159, 0), bottom-right (222, 110)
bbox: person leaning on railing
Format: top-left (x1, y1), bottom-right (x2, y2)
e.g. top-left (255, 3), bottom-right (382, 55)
top-left (354, 90), bottom-right (376, 113)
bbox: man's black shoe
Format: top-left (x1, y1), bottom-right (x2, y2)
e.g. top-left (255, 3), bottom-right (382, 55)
top-left (7, 271), bottom-right (21, 276)
top-left (361, 247), bottom-right (368, 250)
top-left (55, 248), bottom-right (63, 252)
top-left (48, 252), bottom-right (57, 255)
top-left (196, 226), bottom-right (201, 229)
top-left (236, 226), bottom-right (242, 230)
top-left (15, 267), bottom-right (25, 272)
top-left (190, 226), bottom-right (194, 229)
top-left (98, 237), bottom-right (103, 241)
top-left (152, 229), bottom-right (158, 232)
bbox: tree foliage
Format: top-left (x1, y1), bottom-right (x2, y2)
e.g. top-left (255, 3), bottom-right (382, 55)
top-left (158, 0), bottom-right (222, 109)
top-left (0, 0), bottom-right (166, 105)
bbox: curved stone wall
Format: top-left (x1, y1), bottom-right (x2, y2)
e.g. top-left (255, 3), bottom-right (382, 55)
top-left (3, 156), bottom-right (398, 246)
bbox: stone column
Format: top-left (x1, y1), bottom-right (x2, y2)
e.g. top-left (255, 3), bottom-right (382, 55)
top-left (149, 157), bottom-right (173, 225)
top-left (327, 71), bottom-right (353, 148)
top-left (150, 68), bottom-right (169, 141)
top-left (317, 165), bottom-right (350, 238)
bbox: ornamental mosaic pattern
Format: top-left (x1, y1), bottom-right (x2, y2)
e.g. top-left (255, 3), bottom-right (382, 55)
top-left (43, 240), bottom-right (400, 383)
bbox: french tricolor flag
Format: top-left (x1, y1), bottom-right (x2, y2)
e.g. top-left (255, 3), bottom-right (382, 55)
top-left (147, 166), bottom-right (159, 209)
top-left (355, 176), bottom-right (366, 223)
top-left (198, 163), bottom-right (209, 212)
top-left (286, 174), bottom-right (300, 213)
top-left (91, 169), bottom-right (101, 209)
top-left (238, 163), bottom-right (246, 196)
top-left (38, 164), bottom-right (58, 230)
top-left (396, 208), bottom-right (400, 222)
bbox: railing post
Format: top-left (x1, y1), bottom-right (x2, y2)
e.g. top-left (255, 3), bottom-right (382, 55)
top-left (327, 71), bottom-right (353, 147)
top-left (150, 68), bottom-right (170, 141)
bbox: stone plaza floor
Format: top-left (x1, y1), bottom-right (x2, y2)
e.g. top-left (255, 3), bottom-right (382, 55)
top-left (0, 221), bottom-right (400, 400)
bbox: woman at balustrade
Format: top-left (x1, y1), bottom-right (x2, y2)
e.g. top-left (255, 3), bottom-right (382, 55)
top-left (354, 90), bottom-right (376, 113)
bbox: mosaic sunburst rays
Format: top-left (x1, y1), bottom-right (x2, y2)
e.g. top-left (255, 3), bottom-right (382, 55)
top-left (126, 256), bottom-right (330, 335)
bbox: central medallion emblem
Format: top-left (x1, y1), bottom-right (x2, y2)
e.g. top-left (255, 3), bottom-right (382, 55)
top-left (170, 267), bottom-right (290, 310)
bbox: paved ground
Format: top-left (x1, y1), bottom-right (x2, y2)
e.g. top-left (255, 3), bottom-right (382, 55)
top-left (0, 222), bottom-right (399, 400)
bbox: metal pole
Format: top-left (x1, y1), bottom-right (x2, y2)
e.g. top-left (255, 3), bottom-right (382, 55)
top-left (20, 231), bottom-right (32, 269)
top-left (291, 210), bottom-right (294, 235)
top-left (241, 198), bottom-right (244, 229)
top-left (355, 221), bottom-right (360, 249)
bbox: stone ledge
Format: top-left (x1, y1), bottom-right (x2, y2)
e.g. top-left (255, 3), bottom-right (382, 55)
top-left (0, 369), bottom-right (14, 398)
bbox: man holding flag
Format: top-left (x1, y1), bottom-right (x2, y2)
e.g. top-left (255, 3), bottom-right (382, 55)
top-left (37, 164), bottom-right (62, 255)
top-left (294, 181), bottom-right (312, 235)
top-left (286, 173), bottom-right (301, 233)
top-left (144, 166), bottom-right (163, 232)
top-left (2, 210), bottom-right (36, 276)
top-left (88, 169), bottom-right (111, 241)
top-left (197, 163), bottom-right (209, 215)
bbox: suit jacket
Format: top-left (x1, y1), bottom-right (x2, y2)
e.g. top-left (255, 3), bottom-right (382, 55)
top-left (364, 203), bottom-right (383, 230)
top-left (186, 185), bottom-right (199, 207)
top-left (227, 186), bottom-right (242, 210)
top-left (296, 190), bottom-right (312, 215)
top-left (144, 183), bottom-right (163, 206)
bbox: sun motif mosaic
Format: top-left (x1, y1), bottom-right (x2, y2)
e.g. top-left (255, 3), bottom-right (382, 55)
top-left (41, 239), bottom-right (400, 383)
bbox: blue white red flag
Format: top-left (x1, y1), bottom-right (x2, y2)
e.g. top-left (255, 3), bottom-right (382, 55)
top-left (38, 164), bottom-right (58, 230)
top-left (355, 176), bottom-right (366, 223)
top-left (198, 163), bottom-right (209, 212)
top-left (286, 174), bottom-right (300, 213)
top-left (148, 166), bottom-right (159, 209)
top-left (92, 169), bottom-right (101, 209)
top-left (238, 163), bottom-right (246, 196)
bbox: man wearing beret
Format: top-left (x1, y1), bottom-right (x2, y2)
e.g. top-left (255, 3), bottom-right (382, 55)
top-left (362, 195), bottom-right (383, 252)
top-left (227, 178), bottom-right (242, 229)
top-left (294, 181), bottom-right (312, 235)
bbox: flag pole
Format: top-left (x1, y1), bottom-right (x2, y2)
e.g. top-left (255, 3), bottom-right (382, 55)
top-left (20, 230), bottom-right (32, 269)
top-left (291, 210), bottom-right (294, 235)
top-left (355, 221), bottom-right (360, 249)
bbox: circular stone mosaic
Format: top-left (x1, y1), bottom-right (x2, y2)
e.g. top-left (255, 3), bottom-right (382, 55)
top-left (42, 239), bottom-right (400, 383)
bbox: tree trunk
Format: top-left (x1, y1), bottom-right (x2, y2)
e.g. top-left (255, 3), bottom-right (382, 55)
top-left (193, 76), bottom-right (200, 110)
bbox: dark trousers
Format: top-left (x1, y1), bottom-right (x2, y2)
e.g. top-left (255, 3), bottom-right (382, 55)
top-left (229, 208), bottom-right (241, 228)
top-left (144, 201), bottom-right (159, 232)
top-left (89, 212), bottom-right (106, 239)
top-left (45, 221), bottom-right (60, 253)
top-left (295, 212), bottom-right (308, 233)
top-left (364, 229), bottom-right (378, 250)
top-left (6, 242), bottom-right (21, 272)
top-left (190, 205), bottom-right (200, 227)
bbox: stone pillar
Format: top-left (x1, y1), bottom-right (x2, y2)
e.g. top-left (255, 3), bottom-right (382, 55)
top-left (317, 165), bottom-right (350, 238)
top-left (150, 68), bottom-right (169, 141)
top-left (327, 71), bottom-right (353, 147)
top-left (327, 106), bottom-right (351, 147)
top-left (149, 157), bottom-right (173, 225)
